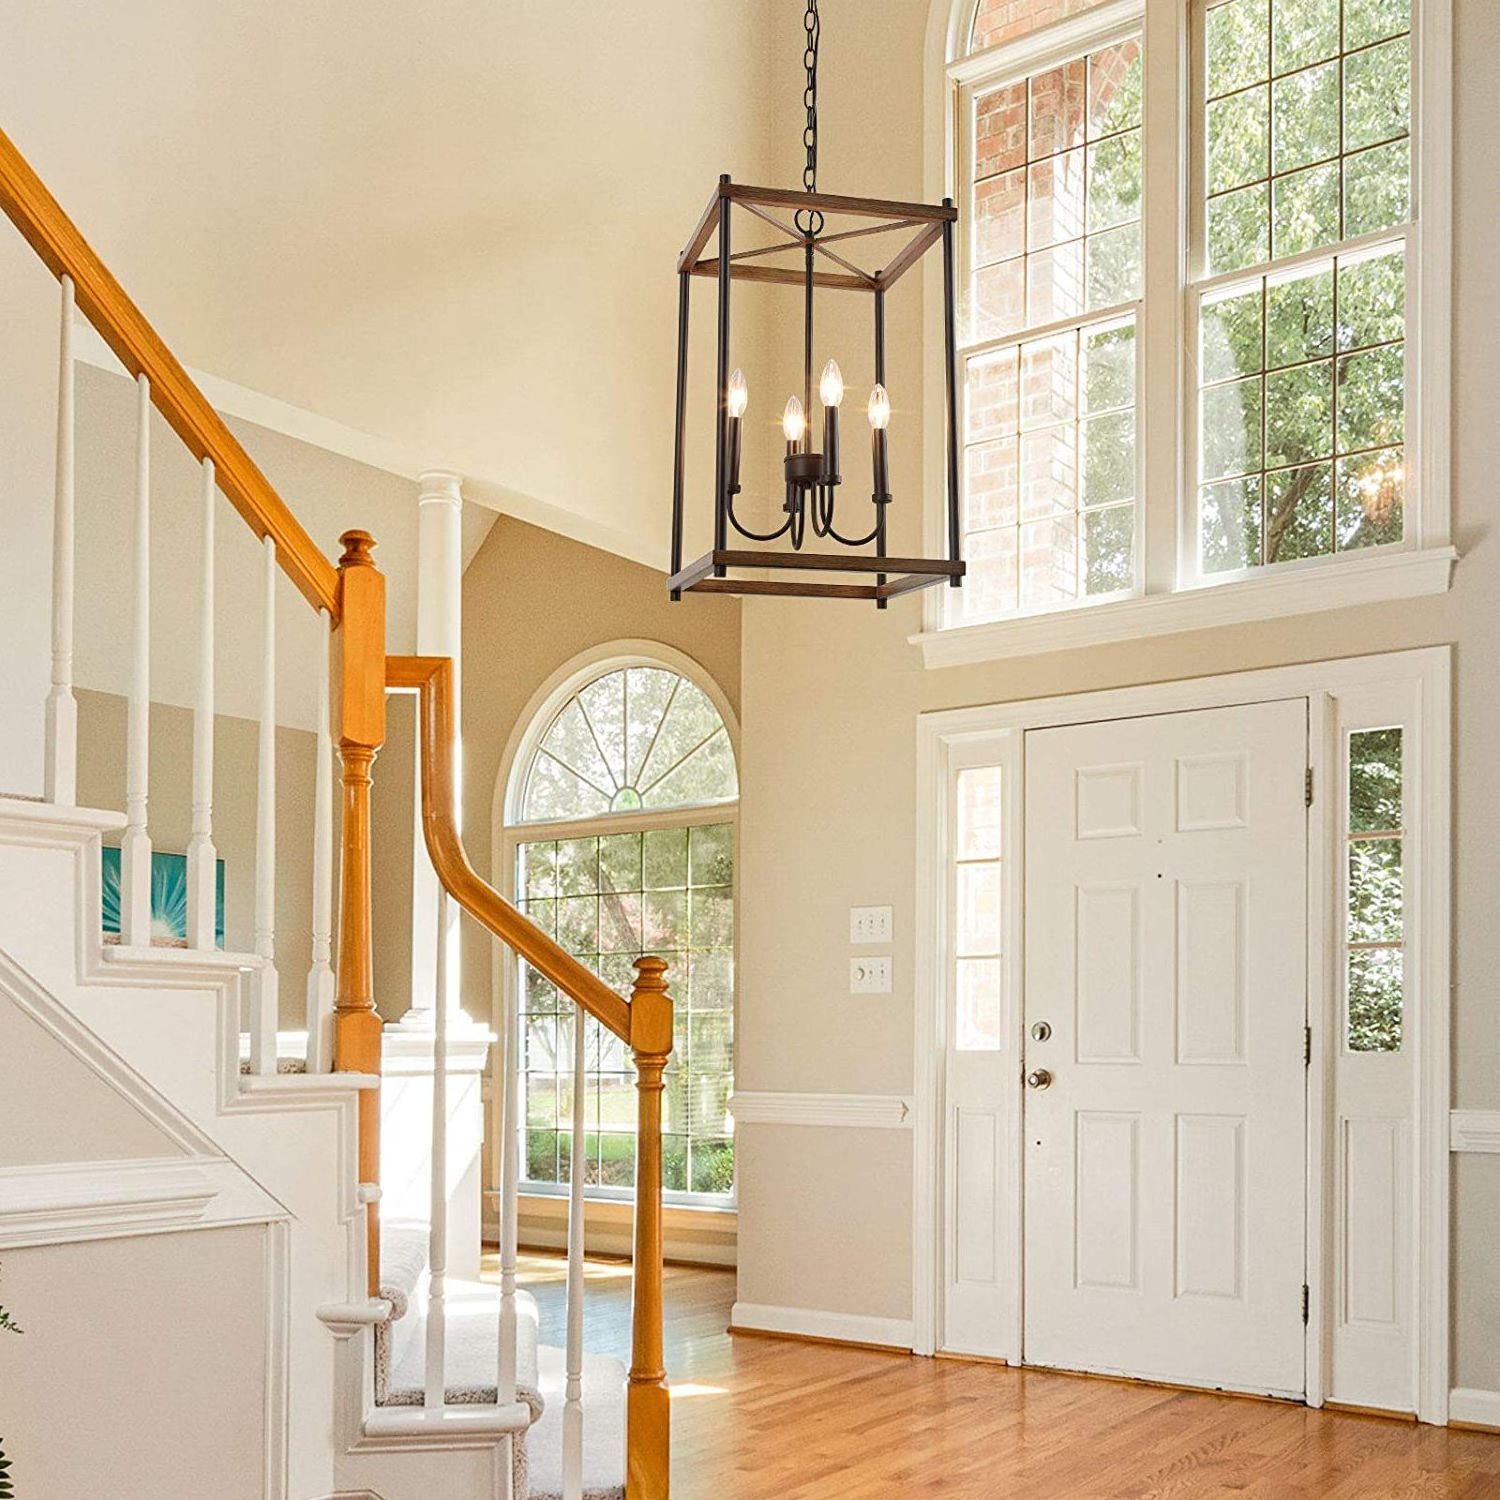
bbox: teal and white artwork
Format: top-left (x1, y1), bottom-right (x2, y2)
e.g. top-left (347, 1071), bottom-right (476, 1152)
top-left (101, 847), bottom-right (225, 948)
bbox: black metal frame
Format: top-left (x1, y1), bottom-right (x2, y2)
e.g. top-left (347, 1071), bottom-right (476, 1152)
top-left (669, 177), bottom-right (965, 605)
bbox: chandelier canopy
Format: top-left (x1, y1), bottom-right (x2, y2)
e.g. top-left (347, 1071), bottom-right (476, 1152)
top-left (667, 0), bottom-right (965, 607)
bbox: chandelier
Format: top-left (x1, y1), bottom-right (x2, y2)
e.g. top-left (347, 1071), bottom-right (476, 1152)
top-left (667, 0), bottom-right (965, 607)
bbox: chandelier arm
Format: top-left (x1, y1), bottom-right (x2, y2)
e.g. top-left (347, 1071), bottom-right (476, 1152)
top-left (727, 491), bottom-right (795, 544)
top-left (821, 516), bottom-right (882, 548)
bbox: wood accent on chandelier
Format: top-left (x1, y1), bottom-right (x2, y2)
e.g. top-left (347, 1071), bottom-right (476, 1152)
top-left (669, 548), bottom-right (965, 601)
top-left (678, 180), bottom-right (956, 292)
top-left (0, 125), bottom-right (340, 617)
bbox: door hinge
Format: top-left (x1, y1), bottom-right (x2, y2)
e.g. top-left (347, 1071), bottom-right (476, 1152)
top-left (1304, 1025), bottom-right (1312, 1066)
top-left (1305, 766), bottom-right (1314, 807)
top-left (1302, 1284), bottom-right (1310, 1324)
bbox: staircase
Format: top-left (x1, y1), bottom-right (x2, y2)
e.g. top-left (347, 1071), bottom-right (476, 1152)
top-left (0, 124), bottom-right (672, 1499)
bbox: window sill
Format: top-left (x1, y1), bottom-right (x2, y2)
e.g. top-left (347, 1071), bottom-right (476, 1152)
top-left (910, 545), bottom-right (1457, 670)
top-left (489, 1191), bottom-right (738, 1267)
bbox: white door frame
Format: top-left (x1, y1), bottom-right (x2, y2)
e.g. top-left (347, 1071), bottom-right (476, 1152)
top-left (912, 645), bottom-right (1451, 1422)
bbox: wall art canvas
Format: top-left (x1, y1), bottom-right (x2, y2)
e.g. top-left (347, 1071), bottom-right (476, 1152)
top-left (101, 847), bottom-right (225, 948)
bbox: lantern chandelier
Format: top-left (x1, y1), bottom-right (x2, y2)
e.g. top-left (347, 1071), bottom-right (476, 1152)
top-left (667, 0), bottom-right (965, 606)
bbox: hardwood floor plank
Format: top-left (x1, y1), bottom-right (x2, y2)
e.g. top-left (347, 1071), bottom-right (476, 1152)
top-left (495, 1252), bottom-right (1500, 1498)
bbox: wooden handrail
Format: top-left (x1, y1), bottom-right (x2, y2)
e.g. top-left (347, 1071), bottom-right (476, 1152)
top-left (0, 124), bottom-right (340, 618)
top-left (335, 532), bottom-right (388, 1296)
top-left (388, 653), bottom-right (632, 1040)
top-left (390, 650), bottom-right (671, 1493)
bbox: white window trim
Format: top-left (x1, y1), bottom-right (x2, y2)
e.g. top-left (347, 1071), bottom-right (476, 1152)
top-left (911, 644), bottom-right (1451, 1421)
top-left (917, 0), bottom-right (1453, 670)
top-left (490, 640), bottom-right (742, 1209)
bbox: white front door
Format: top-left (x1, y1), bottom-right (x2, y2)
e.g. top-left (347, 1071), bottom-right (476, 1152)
top-left (1022, 699), bottom-right (1308, 1396)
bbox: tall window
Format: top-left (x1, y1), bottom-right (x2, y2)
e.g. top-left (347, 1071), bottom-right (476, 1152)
top-left (1345, 726), bottom-right (1404, 1052)
top-left (507, 661), bottom-right (738, 1202)
top-left (1192, 0), bottom-right (1412, 579)
top-left (955, 5), bottom-right (1145, 620)
top-left (945, 0), bottom-right (1438, 638)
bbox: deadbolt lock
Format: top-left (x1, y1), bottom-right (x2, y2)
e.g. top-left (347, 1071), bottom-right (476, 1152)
top-left (1030, 1020), bottom-right (1052, 1042)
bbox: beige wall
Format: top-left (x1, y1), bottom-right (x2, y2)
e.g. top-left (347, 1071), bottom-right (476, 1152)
top-left (76, 690), bottom-right (318, 1031)
top-left (456, 514), bottom-right (742, 1022)
top-left (735, 0), bottom-right (1500, 1393)
top-left (0, 993), bottom-right (184, 1166)
top-left (0, 1226), bottom-right (269, 1499)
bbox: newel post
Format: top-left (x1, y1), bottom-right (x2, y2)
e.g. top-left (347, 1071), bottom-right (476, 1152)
top-left (627, 955), bottom-right (673, 1499)
top-left (334, 529), bottom-right (387, 1296)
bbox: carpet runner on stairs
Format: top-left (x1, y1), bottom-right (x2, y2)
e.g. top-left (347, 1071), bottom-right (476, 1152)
top-left (376, 1222), bottom-right (626, 1500)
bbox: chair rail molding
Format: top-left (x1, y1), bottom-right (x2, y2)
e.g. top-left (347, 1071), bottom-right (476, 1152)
top-left (729, 1092), bottom-right (912, 1129)
top-left (1450, 1111), bottom-right (1500, 1153)
top-left (0, 1155), bottom-right (281, 1248)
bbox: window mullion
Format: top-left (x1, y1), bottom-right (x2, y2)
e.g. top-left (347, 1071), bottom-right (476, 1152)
top-left (1142, 0), bottom-right (1188, 595)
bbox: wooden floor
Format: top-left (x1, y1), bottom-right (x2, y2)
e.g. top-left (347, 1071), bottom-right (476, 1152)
top-left (502, 1252), bottom-right (1500, 1499)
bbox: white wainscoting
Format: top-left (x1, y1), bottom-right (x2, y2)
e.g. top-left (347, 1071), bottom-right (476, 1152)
top-left (728, 1092), bottom-right (912, 1129)
top-left (1450, 1111), bottom-right (1500, 1153)
top-left (729, 1301), bottom-right (914, 1350)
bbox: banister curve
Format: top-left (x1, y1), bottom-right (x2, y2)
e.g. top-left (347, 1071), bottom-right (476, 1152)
top-left (0, 124), bottom-right (340, 618)
top-left (387, 654), bottom-right (633, 1041)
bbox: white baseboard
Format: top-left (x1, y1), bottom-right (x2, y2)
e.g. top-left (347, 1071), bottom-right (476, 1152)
top-left (730, 1300), bottom-right (913, 1350)
top-left (1450, 1387), bottom-right (1500, 1429)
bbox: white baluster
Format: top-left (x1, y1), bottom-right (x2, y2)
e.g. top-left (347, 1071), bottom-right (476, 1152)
top-left (186, 459), bottom-right (218, 951)
top-left (497, 946), bottom-right (520, 1410)
top-left (120, 373), bottom-right (153, 947)
top-left (425, 889), bottom-right (451, 1408)
top-left (44, 275), bottom-right (77, 806)
top-left (562, 999), bottom-right (586, 1500)
top-left (249, 534), bottom-right (279, 1074)
top-left (304, 608), bottom-right (335, 1071)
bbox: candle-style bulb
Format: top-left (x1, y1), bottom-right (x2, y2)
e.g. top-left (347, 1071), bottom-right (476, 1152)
top-left (782, 394), bottom-right (806, 443)
top-left (819, 359), bottom-right (845, 409)
top-left (727, 367), bottom-right (748, 419)
top-left (868, 383), bottom-right (891, 430)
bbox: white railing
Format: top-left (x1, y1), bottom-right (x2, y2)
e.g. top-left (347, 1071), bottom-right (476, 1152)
top-left (186, 458), bottom-right (218, 952)
top-left (44, 274), bottom-right (77, 807)
top-left (27, 211), bottom-right (340, 1080)
top-left (120, 372), bottom-right (152, 948)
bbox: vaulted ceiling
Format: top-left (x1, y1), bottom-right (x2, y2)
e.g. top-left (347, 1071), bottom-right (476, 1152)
top-left (0, 1), bottom-right (781, 560)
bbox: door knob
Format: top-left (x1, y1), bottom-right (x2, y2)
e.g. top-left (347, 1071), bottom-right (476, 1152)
top-left (1026, 1068), bottom-right (1053, 1090)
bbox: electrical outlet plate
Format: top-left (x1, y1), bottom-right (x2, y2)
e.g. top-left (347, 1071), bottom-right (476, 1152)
top-left (849, 955), bottom-right (892, 994)
top-left (850, 905), bottom-right (893, 944)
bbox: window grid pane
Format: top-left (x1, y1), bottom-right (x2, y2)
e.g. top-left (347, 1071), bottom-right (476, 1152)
top-left (1197, 243), bottom-right (1405, 575)
top-left (954, 767), bottom-right (1004, 1052)
top-left (968, 41), bottom-right (1143, 344)
top-left (518, 823), bottom-right (736, 1197)
top-left (1345, 727), bottom-right (1404, 1053)
top-left (961, 33), bottom-right (1142, 626)
top-left (1203, 0), bottom-right (1412, 275)
top-left (962, 315), bottom-right (1138, 619)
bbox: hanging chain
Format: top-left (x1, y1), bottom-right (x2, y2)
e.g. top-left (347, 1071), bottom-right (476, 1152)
top-left (795, 0), bottom-right (825, 238)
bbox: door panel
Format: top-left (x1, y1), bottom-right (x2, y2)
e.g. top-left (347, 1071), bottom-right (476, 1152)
top-left (1023, 699), bottom-right (1307, 1396)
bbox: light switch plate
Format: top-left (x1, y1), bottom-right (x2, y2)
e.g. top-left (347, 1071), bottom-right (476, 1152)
top-left (849, 956), bottom-right (892, 994)
top-left (850, 905), bottom-right (893, 944)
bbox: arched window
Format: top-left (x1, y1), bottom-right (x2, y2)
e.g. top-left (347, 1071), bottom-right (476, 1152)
top-left (504, 655), bottom-right (738, 1203)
